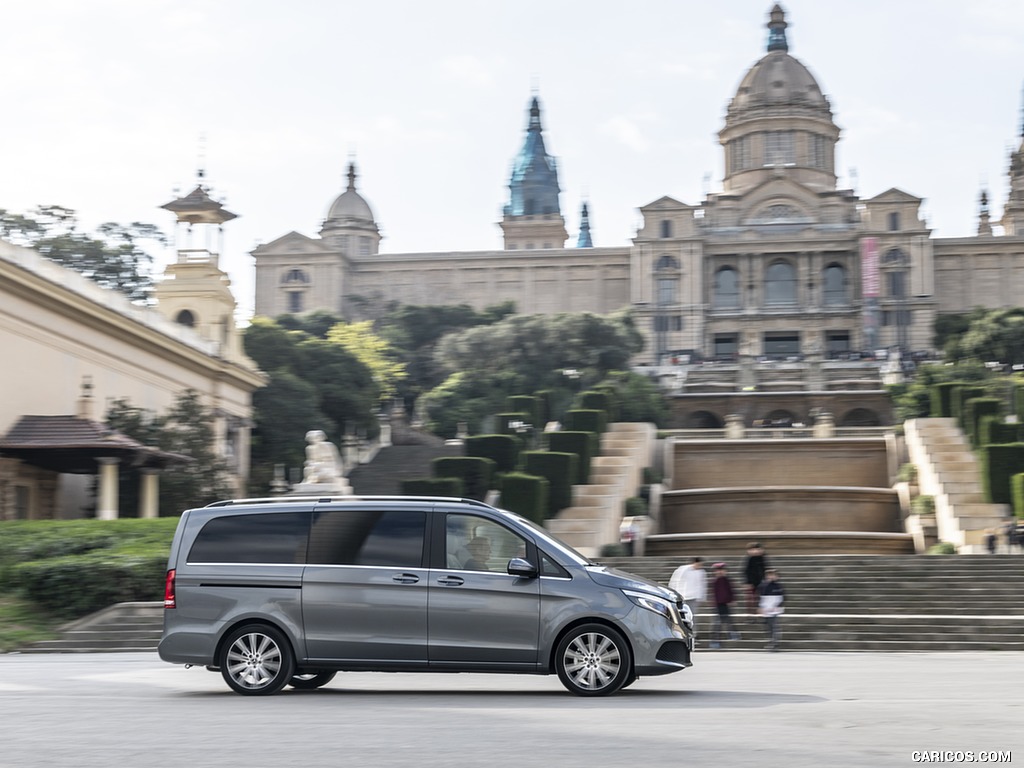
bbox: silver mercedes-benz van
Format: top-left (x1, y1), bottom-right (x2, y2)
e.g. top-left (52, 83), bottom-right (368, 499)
top-left (158, 496), bottom-right (693, 696)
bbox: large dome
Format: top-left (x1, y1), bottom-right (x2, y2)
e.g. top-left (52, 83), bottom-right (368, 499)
top-left (730, 49), bottom-right (828, 113)
top-left (326, 162), bottom-right (375, 225)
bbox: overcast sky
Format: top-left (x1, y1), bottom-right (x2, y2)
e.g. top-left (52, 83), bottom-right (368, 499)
top-left (5, 0), bottom-right (1024, 318)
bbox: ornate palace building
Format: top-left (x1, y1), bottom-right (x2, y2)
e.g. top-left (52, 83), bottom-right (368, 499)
top-left (253, 4), bottom-right (1024, 365)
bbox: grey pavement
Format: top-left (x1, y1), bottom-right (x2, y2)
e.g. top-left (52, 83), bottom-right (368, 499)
top-left (0, 651), bottom-right (1020, 767)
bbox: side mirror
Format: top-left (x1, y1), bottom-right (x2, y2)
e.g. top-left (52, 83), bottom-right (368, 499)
top-left (507, 558), bottom-right (539, 578)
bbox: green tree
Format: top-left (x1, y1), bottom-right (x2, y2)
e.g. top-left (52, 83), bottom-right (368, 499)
top-left (418, 370), bottom-right (528, 438)
top-left (596, 370), bottom-right (669, 426)
top-left (327, 320), bottom-right (407, 400)
top-left (275, 310), bottom-right (344, 339)
top-left (0, 205), bottom-right (164, 303)
top-left (249, 371), bottom-right (328, 485)
top-left (104, 390), bottom-right (234, 515)
top-left (434, 310), bottom-right (643, 391)
top-left (958, 308), bottom-right (1024, 367)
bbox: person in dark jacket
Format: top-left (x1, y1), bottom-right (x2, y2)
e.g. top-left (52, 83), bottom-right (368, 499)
top-left (709, 562), bottom-right (740, 649)
top-left (743, 542), bottom-right (768, 613)
top-left (758, 569), bottom-right (785, 651)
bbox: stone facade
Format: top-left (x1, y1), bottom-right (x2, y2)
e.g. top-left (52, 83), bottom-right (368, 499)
top-left (252, 5), bottom-right (1024, 367)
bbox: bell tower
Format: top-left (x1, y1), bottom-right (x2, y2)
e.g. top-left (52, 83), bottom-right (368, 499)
top-left (1000, 85), bottom-right (1024, 236)
top-left (155, 172), bottom-right (246, 362)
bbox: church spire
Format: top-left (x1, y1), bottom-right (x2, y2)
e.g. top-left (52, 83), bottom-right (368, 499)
top-left (978, 188), bottom-right (992, 236)
top-left (576, 202), bottom-right (593, 248)
top-left (347, 160), bottom-right (358, 191)
top-left (767, 4), bottom-right (789, 52)
top-left (505, 95), bottom-right (562, 218)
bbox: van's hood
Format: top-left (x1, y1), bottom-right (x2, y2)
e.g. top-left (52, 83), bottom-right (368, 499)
top-left (586, 566), bottom-right (678, 602)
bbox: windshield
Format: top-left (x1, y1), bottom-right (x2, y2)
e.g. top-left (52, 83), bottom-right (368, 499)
top-left (493, 507), bottom-right (595, 567)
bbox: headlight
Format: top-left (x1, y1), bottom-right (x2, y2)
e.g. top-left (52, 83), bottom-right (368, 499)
top-left (623, 589), bottom-right (684, 626)
top-left (680, 602), bottom-right (693, 626)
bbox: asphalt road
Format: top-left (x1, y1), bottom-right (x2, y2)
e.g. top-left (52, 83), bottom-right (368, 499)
top-left (0, 651), bottom-right (1021, 768)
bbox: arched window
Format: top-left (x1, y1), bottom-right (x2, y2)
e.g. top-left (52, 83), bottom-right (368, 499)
top-left (713, 267), bottom-right (740, 309)
top-left (655, 254), bottom-right (679, 270)
top-left (822, 264), bottom-right (846, 306)
top-left (282, 268), bottom-right (309, 285)
top-left (175, 309), bottom-right (196, 327)
top-left (765, 260), bottom-right (797, 305)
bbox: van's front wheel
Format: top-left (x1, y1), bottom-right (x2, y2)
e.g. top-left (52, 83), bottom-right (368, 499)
top-left (220, 624), bottom-right (295, 696)
top-left (555, 624), bottom-right (632, 696)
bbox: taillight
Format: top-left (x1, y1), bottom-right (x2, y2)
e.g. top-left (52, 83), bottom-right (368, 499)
top-left (164, 569), bottom-right (176, 609)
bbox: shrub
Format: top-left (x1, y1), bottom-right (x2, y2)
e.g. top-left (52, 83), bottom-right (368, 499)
top-left (579, 391), bottom-right (613, 421)
top-left (565, 409), bottom-right (607, 434)
top-left (10, 552), bottom-right (167, 619)
top-left (643, 466), bottom-right (664, 485)
top-left (432, 456), bottom-right (496, 500)
top-left (464, 434), bottom-right (521, 473)
top-left (506, 396), bottom-right (541, 427)
top-left (599, 543), bottom-right (628, 557)
top-left (979, 443), bottom-right (1024, 504)
top-left (979, 415), bottom-right (1019, 446)
top-left (931, 382), bottom-right (958, 418)
top-left (624, 496), bottom-right (648, 517)
top-left (952, 385), bottom-right (986, 428)
top-left (911, 495), bottom-right (935, 515)
top-left (499, 473), bottom-right (549, 524)
top-left (546, 431), bottom-right (596, 484)
top-left (522, 451), bottom-right (579, 517)
top-left (965, 397), bottom-right (1002, 447)
top-left (926, 542), bottom-right (957, 555)
top-left (896, 463), bottom-right (918, 484)
top-left (1013, 473), bottom-right (1024, 518)
top-left (400, 477), bottom-right (464, 497)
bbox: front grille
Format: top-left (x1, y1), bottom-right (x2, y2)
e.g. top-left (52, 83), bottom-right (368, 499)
top-left (656, 640), bottom-right (692, 666)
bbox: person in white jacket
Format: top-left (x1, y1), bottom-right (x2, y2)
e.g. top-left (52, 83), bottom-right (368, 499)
top-left (669, 557), bottom-right (707, 639)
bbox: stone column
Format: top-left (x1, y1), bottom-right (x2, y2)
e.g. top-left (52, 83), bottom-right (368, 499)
top-left (725, 413), bottom-right (745, 439)
top-left (139, 468), bottom-right (160, 518)
top-left (96, 457), bottom-right (120, 520)
top-left (813, 410), bottom-right (836, 438)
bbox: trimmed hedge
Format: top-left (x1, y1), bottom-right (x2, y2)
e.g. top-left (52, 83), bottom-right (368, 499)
top-left (499, 473), bottom-right (549, 524)
top-left (979, 415), bottom-right (1020, 447)
top-left (1013, 472), bottom-right (1024, 518)
top-left (1017, 387), bottom-right (1024, 424)
top-left (952, 385), bottom-right (986, 428)
top-left (579, 390), bottom-right (612, 420)
top-left (931, 382), bottom-right (958, 418)
top-left (546, 430), bottom-right (596, 485)
top-left (965, 397), bottom-right (1002, 447)
top-left (979, 443), bottom-right (1024, 505)
top-left (464, 434), bottom-right (521, 473)
top-left (533, 390), bottom-right (554, 426)
top-left (522, 451), bottom-right (579, 517)
top-left (11, 553), bottom-right (167, 619)
top-left (432, 456), bottom-right (496, 500)
top-left (496, 412), bottom-right (531, 436)
top-left (565, 408), bottom-right (607, 434)
top-left (400, 477), bottom-right (464, 497)
top-left (506, 396), bottom-right (541, 428)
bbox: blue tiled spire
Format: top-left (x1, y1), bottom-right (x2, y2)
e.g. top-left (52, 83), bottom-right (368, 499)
top-left (505, 96), bottom-right (562, 217)
top-left (576, 202), bottom-right (593, 247)
top-left (767, 4), bottom-right (789, 52)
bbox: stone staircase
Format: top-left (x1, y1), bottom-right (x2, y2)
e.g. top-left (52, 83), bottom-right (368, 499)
top-left (347, 444), bottom-right (456, 496)
top-left (19, 554), bottom-right (1024, 653)
top-left (544, 423), bottom-right (654, 556)
top-left (904, 418), bottom-right (1012, 551)
top-left (599, 554), bottom-right (1024, 651)
top-left (19, 602), bottom-right (164, 654)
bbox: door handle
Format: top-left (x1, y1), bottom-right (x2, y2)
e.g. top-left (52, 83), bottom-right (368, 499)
top-left (437, 576), bottom-right (465, 586)
top-left (392, 573), bottom-right (420, 584)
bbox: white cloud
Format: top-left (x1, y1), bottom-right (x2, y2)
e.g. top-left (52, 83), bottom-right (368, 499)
top-left (439, 54), bottom-right (495, 87)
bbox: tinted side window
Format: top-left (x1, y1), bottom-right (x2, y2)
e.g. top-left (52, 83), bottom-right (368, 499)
top-left (540, 552), bottom-right (570, 578)
top-left (188, 512), bottom-right (310, 564)
top-left (308, 510), bottom-right (426, 567)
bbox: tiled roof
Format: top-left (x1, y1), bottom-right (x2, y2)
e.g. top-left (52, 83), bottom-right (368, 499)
top-left (0, 415), bottom-right (190, 473)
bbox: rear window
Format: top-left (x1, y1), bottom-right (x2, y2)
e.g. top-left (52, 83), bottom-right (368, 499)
top-left (188, 512), bottom-right (310, 564)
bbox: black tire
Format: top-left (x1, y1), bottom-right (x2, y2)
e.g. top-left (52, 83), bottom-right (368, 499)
top-left (621, 673), bottom-right (638, 690)
top-left (555, 623), bottom-right (632, 697)
top-left (220, 624), bottom-right (296, 696)
top-left (288, 671), bottom-right (337, 690)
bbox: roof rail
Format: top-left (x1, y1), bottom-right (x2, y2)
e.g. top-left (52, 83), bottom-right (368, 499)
top-left (204, 495), bottom-right (495, 509)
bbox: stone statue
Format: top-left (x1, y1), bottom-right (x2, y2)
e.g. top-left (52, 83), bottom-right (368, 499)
top-left (302, 430), bottom-right (344, 484)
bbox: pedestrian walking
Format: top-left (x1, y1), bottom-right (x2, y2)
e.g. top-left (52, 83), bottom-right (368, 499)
top-left (758, 568), bottom-right (785, 651)
top-left (709, 562), bottom-right (740, 649)
top-left (985, 528), bottom-right (997, 555)
top-left (669, 557), bottom-right (707, 640)
top-left (743, 541), bottom-right (768, 613)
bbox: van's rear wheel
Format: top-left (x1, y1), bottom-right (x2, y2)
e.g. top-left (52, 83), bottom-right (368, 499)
top-left (555, 624), bottom-right (632, 697)
top-left (220, 624), bottom-right (295, 696)
top-left (289, 671), bottom-right (337, 690)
